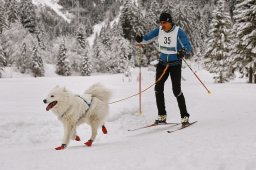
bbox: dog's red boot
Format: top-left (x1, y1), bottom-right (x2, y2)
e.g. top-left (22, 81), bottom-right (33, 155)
top-left (55, 144), bottom-right (66, 150)
top-left (85, 140), bottom-right (93, 147)
top-left (75, 136), bottom-right (81, 141)
top-left (102, 125), bottom-right (107, 134)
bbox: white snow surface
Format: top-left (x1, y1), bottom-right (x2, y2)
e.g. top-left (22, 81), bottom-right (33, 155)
top-left (87, 21), bottom-right (105, 47)
top-left (33, 0), bottom-right (71, 22)
top-left (0, 64), bottom-right (256, 170)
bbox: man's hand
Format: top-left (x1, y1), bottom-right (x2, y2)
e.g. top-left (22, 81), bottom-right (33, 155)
top-left (177, 48), bottom-right (186, 59)
top-left (135, 34), bottom-right (143, 43)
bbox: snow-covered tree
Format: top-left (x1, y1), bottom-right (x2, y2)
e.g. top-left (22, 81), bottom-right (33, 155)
top-left (35, 23), bottom-right (46, 50)
top-left (99, 23), bottom-right (112, 50)
top-left (76, 26), bottom-right (87, 49)
top-left (92, 33), bottom-right (110, 73)
top-left (204, 0), bottom-right (233, 83)
top-left (144, 0), bottom-right (160, 32)
top-left (142, 0), bottom-right (161, 64)
top-left (0, 33), bottom-right (13, 65)
top-left (4, 0), bottom-right (18, 24)
top-left (0, 43), bottom-right (6, 77)
top-left (19, 0), bottom-right (37, 34)
top-left (0, 3), bottom-right (8, 34)
top-left (232, 0), bottom-right (256, 83)
top-left (56, 42), bottom-right (71, 76)
top-left (111, 21), bottom-right (124, 38)
top-left (76, 31), bottom-right (91, 76)
top-left (92, 22), bottom-right (134, 73)
top-left (81, 50), bottom-right (92, 76)
top-left (18, 42), bottom-right (31, 73)
top-left (83, 18), bottom-right (93, 38)
top-left (0, 44), bottom-right (6, 65)
top-left (31, 44), bottom-right (44, 77)
top-left (119, 0), bottom-right (145, 41)
top-left (109, 35), bottom-right (133, 73)
top-left (1, 22), bottom-right (35, 67)
top-left (168, 2), bottom-right (201, 55)
top-left (91, 23), bottom-right (114, 73)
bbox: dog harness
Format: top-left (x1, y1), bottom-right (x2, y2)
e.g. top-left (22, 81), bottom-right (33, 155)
top-left (76, 95), bottom-right (91, 107)
top-left (59, 95), bottom-right (91, 120)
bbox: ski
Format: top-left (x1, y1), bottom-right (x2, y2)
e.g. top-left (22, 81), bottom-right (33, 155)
top-left (167, 121), bottom-right (198, 133)
top-left (128, 122), bottom-right (179, 131)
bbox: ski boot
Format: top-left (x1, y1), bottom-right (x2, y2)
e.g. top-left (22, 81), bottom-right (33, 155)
top-left (181, 116), bottom-right (189, 127)
top-left (154, 115), bottom-right (167, 125)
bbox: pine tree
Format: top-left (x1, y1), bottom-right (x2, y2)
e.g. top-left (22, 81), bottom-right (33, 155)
top-left (99, 23), bottom-right (112, 50)
top-left (143, 0), bottom-right (161, 64)
top-left (76, 26), bottom-right (87, 49)
top-left (204, 0), bottom-right (233, 83)
top-left (0, 43), bottom-right (6, 77)
top-left (19, 0), bottom-right (37, 34)
top-left (0, 33), bottom-right (12, 65)
top-left (92, 34), bottom-right (110, 73)
top-left (92, 21), bottom-right (134, 73)
top-left (35, 23), bottom-right (46, 50)
top-left (74, 26), bottom-right (91, 75)
top-left (232, 0), bottom-right (256, 83)
top-left (109, 35), bottom-right (132, 73)
top-left (81, 50), bottom-right (92, 76)
top-left (144, 0), bottom-right (160, 32)
top-left (111, 22), bottom-right (124, 37)
top-left (169, 2), bottom-right (201, 55)
top-left (83, 18), bottom-right (93, 37)
top-left (18, 42), bottom-right (31, 73)
top-left (56, 42), bottom-right (71, 76)
top-left (227, 0), bottom-right (236, 21)
top-left (77, 31), bottom-right (91, 76)
top-left (31, 44), bottom-right (44, 77)
top-left (91, 24), bottom-right (111, 73)
top-left (0, 4), bottom-right (8, 34)
top-left (4, 0), bottom-right (18, 23)
top-left (119, 0), bottom-right (145, 41)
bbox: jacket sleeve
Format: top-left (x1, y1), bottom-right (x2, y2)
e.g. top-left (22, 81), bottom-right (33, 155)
top-left (140, 27), bottom-right (159, 44)
top-left (177, 28), bottom-right (192, 54)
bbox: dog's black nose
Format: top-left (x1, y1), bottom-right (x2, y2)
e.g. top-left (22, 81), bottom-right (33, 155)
top-left (43, 99), bottom-right (47, 103)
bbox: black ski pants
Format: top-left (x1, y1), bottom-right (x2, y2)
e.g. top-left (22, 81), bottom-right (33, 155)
top-left (154, 63), bottom-right (190, 118)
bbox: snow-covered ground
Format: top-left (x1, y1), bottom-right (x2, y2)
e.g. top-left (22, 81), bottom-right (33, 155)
top-left (0, 64), bottom-right (256, 170)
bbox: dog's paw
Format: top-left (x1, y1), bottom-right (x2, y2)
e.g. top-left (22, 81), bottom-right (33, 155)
top-left (102, 125), bottom-right (107, 134)
top-left (75, 136), bottom-right (81, 141)
top-left (55, 144), bottom-right (66, 150)
top-left (84, 140), bottom-right (93, 147)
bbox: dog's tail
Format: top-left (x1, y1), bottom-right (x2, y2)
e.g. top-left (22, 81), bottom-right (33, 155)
top-left (85, 83), bottom-right (112, 103)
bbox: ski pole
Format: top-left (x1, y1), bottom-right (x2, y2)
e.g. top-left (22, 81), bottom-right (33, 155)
top-left (182, 58), bottom-right (211, 94)
top-left (138, 46), bottom-right (142, 114)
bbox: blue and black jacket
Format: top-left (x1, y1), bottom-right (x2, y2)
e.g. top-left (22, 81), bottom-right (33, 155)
top-left (141, 25), bottom-right (192, 65)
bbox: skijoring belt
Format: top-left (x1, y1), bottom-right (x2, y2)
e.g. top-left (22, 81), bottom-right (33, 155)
top-left (158, 59), bottom-right (182, 66)
top-left (159, 46), bottom-right (176, 52)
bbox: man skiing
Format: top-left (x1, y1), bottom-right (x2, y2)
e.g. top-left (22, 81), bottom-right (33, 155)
top-left (135, 12), bottom-right (192, 125)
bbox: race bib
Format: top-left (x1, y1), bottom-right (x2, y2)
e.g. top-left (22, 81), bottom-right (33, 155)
top-left (158, 26), bottom-right (179, 54)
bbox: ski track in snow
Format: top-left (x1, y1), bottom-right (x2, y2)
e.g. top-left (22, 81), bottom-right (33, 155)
top-left (0, 66), bottom-right (256, 170)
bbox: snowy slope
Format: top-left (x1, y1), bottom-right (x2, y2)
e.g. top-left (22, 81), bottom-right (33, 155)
top-left (33, 0), bottom-right (71, 22)
top-left (0, 65), bottom-right (256, 170)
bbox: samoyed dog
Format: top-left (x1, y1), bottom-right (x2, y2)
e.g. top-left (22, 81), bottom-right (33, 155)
top-left (43, 83), bottom-right (111, 150)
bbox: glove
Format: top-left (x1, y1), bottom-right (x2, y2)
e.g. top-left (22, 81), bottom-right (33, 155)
top-left (177, 48), bottom-right (186, 59)
top-left (135, 34), bottom-right (143, 43)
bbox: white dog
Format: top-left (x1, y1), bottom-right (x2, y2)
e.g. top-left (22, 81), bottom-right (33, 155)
top-left (43, 83), bottom-right (111, 150)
